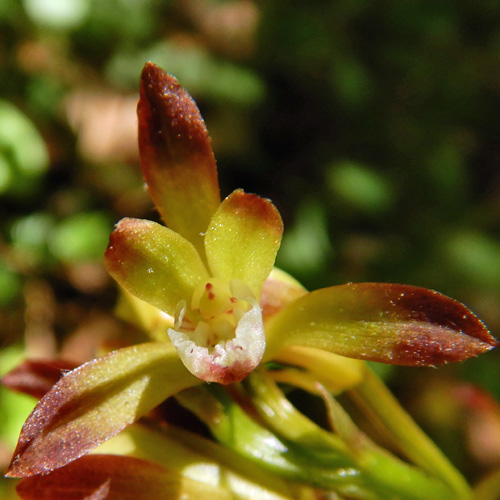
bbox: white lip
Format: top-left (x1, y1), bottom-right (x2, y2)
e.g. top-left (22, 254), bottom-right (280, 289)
top-left (168, 281), bottom-right (266, 384)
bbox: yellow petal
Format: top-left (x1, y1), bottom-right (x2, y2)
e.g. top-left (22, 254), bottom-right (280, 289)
top-left (6, 342), bottom-right (200, 478)
top-left (205, 190), bottom-right (283, 298)
top-left (272, 346), bottom-right (365, 392)
top-left (115, 288), bottom-right (174, 342)
top-left (138, 63), bottom-right (220, 254)
top-left (105, 218), bottom-right (209, 317)
top-left (265, 283), bottom-right (496, 366)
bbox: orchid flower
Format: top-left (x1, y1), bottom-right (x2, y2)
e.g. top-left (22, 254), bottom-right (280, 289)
top-left (4, 62), bottom-right (497, 499)
top-left (107, 62), bottom-right (495, 383)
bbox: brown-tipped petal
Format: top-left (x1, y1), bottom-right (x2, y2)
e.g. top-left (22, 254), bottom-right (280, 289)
top-left (265, 283), bottom-right (497, 366)
top-left (6, 343), bottom-right (199, 478)
top-left (104, 217), bottom-right (209, 317)
top-left (1, 359), bottom-right (79, 400)
top-left (138, 62), bottom-right (220, 253)
top-left (16, 454), bottom-right (231, 500)
top-left (205, 190), bottom-right (284, 298)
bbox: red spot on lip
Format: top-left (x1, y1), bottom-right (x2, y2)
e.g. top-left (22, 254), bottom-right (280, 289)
top-left (208, 292), bottom-right (215, 300)
top-left (205, 283), bottom-right (213, 290)
top-left (230, 297), bottom-right (237, 303)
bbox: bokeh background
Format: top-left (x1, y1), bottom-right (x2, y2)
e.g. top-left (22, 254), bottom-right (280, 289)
top-left (1, 0), bottom-right (499, 496)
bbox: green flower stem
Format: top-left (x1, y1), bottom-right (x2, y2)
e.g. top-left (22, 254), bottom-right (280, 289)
top-left (350, 366), bottom-right (472, 499)
top-left (245, 370), bottom-right (456, 500)
top-left (176, 378), bottom-right (458, 500)
top-left (176, 385), bottom-right (375, 498)
top-left (244, 370), bottom-right (352, 457)
top-left (359, 449), bottom-right (455, 500)
top-left (97, 423), bottom-right (299, 500)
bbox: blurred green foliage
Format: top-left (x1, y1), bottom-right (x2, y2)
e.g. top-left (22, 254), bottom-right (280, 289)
top-left (1, 0), bottom-right (499, 492)
top-left (0, 101), bottom-right (48, 196)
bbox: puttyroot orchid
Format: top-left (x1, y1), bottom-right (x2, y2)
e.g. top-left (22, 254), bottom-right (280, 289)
top-left (105, 62), bottom-right (495, 384)
top-left (105, 191), bottom-right (281, 385)
top-left (3, 62), bottom-right (497, 500)
top-left (105, 62), bottom-right (283, 384)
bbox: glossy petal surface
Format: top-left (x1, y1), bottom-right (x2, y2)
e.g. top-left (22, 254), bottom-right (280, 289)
top-left (138, 62), bottom-right (220, 253)
top-left (6, 342), bottom-right (199, 478)
top-left (105, 218), bottom-right (209, 316)
top-left (16, 454), bottom-right (230, 500)
top-left (265, 283), bottom-right (497, 365)
top-left (205, 190), bottom-right (283, 297)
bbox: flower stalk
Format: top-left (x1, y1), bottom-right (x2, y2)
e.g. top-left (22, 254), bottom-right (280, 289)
top-left (351, 367), bottom-right (472, 499)
top-left (176, 372), bottom-right (462, 500)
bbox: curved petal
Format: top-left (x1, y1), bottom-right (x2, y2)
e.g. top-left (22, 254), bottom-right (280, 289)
top-left (16, 454), bottom-right (231, 500)
top-left (1, 359), bottom-right (79, 400)
top-left (105, 218), bottom-right (209, 316)
top-left (265, 283), bottom-right (497, 366)
top-left (6, 342), bottom-right (200, 478)
top-left (138, 63), bottom-right (220, 253)
top-left (115, 288), bottom-right (174, 342)
top-left (205, 190), bottom-right (283, 297)
top-left (260, 267), bottom-right (307, 321)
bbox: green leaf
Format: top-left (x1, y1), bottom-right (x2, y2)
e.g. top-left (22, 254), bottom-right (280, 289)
top-left (49, 212), bottom-right (111, 263)
top-left (327, 161), bottom-right (394, 213)
top-left (0, 100), bottom-right (48, 196)
top-left (175, 386), bottom-right (367, 494)
top-left (245, 371), bottom-right (457, 500)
